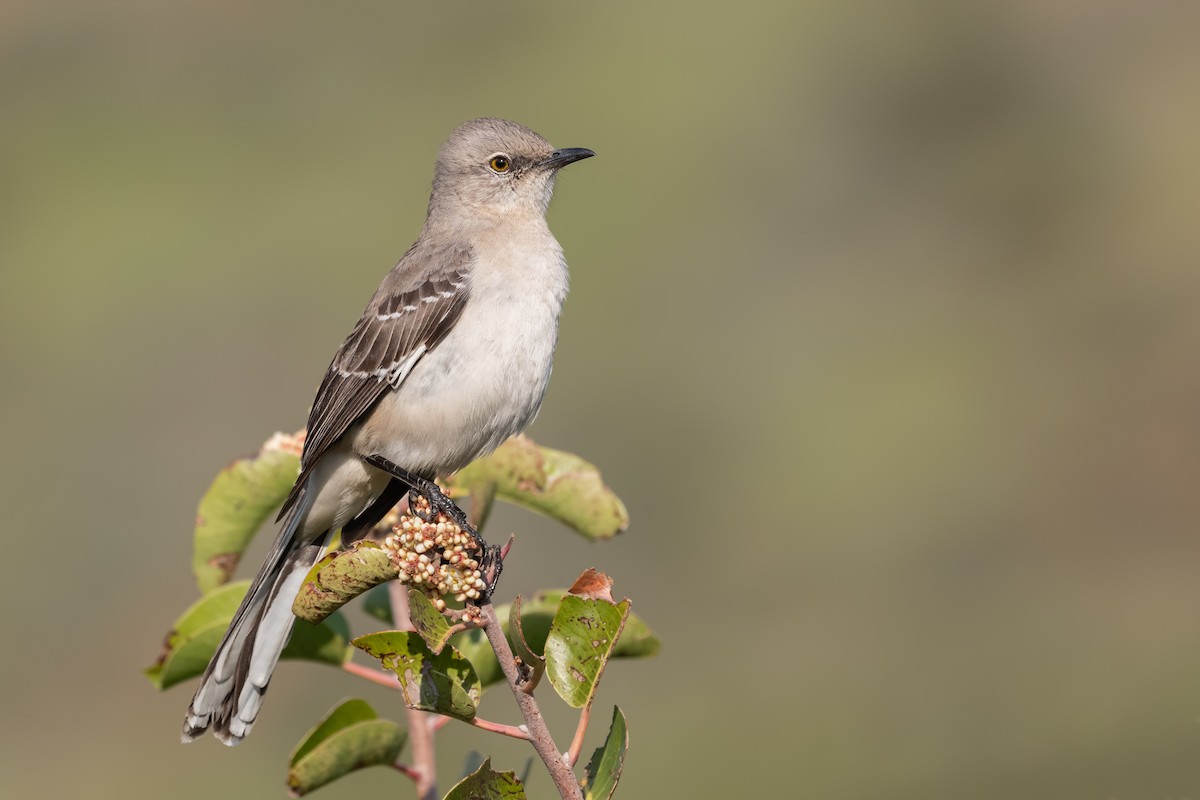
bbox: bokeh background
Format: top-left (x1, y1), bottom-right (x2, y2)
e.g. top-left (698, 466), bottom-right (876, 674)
top-left (3, 1), bottom-right (1199, 797)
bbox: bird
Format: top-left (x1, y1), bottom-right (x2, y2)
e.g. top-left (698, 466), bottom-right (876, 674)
top-left (182, 117), bottom-right (594, 746)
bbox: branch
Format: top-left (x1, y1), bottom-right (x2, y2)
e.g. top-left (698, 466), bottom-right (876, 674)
top-left (567, 703), bottom-right (593, 767)
top-left (466, 716), bottom-right (531, 740)
top-left (481, 601), bottom-right (583, 800)
top-left (391, 763), bottom-right (421, 782)
top-left (341, 660), bottom-right (402, 691)
top-left (391, 582), bottom-right (438, 800)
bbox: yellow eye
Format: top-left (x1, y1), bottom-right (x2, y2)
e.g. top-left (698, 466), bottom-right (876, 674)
top-left (488, 155), bottom-right (510, 173)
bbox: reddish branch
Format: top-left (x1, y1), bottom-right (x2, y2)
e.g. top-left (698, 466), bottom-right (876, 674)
top-left (341, 661), bottom-right (400, 690)
top-left (567, 703), bottom-right (593, 767)
top-left (466, 716), bottom-right (530, 740)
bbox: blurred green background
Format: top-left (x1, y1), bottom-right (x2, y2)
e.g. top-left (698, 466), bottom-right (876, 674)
top-left (3, 1), bottom-right (1200, 797)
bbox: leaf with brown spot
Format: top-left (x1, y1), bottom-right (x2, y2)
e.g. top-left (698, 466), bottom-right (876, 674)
top-left (145, 581), bottom-right (352, 690)
top-left (286, 698), bottom-right (405, 797)
top-left (544, 592), bottom-right (631, 709)
top-left (291, 541), bottom-right (399, 624)
top-left (352, 631), bottom-right (480, 721)
top-left (192, 436), bottom-right (300, 593)
top-left (443, 757), bottom-right (526, 799)
top-left (447, 435), bottom-right (628, 541)
top-left (407, 587), bottom-right (455, 654)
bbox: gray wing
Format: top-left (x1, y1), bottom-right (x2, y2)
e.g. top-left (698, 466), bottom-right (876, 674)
top-left (278, 241), bottom-right (472, 519)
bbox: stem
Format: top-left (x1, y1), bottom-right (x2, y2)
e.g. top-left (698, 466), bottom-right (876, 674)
top-left (466, 716), bottom-right (531, 740)
top-left (391, 763), bottom-right (421, 782)
top-left (481, 601), bottom-right (582, 800)
top-left (566, 703), bottom-right (593, 767)
top-left (342, 660), bottom-right (401, 691)
top-left (391, 582), bottom-right (438, 800)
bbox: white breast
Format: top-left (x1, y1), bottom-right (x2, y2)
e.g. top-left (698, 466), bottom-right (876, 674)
top-left (353, 221), bottom-right (570, 476)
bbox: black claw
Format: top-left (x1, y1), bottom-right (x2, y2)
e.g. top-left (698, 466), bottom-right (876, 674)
top-left (478, 544), bottom-right (504, 603)
top-left (408, 489), bottom-right (437, 522)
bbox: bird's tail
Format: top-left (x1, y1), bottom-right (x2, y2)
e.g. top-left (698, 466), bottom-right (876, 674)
top-left (182, 485), bottom-right (326, 746)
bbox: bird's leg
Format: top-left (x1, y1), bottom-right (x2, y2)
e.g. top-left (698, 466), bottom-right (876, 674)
top-left (362, 454), bottom-right (473, 531)
top-left (362, 454), bottom-right (502, 599)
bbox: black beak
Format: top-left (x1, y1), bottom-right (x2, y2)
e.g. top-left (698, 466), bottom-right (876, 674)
top-left (540, 147), bottom-right (596, 171)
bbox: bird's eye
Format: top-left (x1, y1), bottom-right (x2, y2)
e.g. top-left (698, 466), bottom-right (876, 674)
top-left (488, 155), bottom-right (511, 173)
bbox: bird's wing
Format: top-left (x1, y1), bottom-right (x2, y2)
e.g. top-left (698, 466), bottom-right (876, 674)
top-left (278, 241), bottom-right (472, 519)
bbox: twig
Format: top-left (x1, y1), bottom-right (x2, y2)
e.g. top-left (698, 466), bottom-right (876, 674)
top-left (342, 660), bottom-right (401, 691)
top-left (566, 703), bottom-right (593, 767)
top-left (390, 763), bottom-right (421, 782)
top-left (391, 582), bottom-right (438, 800)
top-left (466, 716), bottom-right (531, 740)
top-left (421, 699), bottom-right (530, 739)
top-left (481, 601), bottom-right (582, 800)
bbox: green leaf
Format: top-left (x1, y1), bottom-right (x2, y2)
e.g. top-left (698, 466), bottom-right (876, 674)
top-left (450, 435), bottom-right (628, 541)
top-left (443, 591), bottom-right (658, 694)
top-left (544, 595), bottom-right (630, 708)
top-left (193, 438), bottom-right (300, 593)
top-left (161, 581), bottom-right (247, 647)
top-left (145, 581), bottom-right (352, 690)
top-left (610, 609), bottom-right (661, 659)
top-left (461, 751), bottom-right (486, 780)
top-left (583, 707), bottom-right (628, 800)
top-left (503, 591), bottom-right (561, 655)
top-left (501, 590), bottom-right (660, 660)
top-left (145, 620), bottom-right (227, 691)
top-left (451, 628), bottom-right (503, 689)
top-left (282, 611), bottom-right (353, 666)
top-left (286, 698), bottom-right (406, 797)
top-left (509, 595), bottom-right (546, 691)
top-left (290, 698), bottom-right (379, 766)
top-left (291, 541), bottom-right (399, 624)
top-left (362, 584), bottom-right (394, 626)
top-left (352, 631), bottom-right (480, 721)
top-left (442, 757), bottom-right (526, 799)
top-left (407, 588), bottom-right (455, 654)
top-left (450, 604), bottom-right (508, 688)
top-left (146, 581), bottom-right (246, 689)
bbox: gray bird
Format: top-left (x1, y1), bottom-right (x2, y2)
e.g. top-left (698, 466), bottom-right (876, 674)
top-left (183, 118), bottom-right (594, 745)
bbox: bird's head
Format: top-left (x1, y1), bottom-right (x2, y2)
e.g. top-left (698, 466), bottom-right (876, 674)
top-left (429, 118), bottom-right (594, 221)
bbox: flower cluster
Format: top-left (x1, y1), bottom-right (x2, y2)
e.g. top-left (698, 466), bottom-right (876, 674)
top-left (383, 495), bottom-right (487, 612)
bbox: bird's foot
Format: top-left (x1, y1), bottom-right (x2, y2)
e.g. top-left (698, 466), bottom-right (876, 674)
top-left (364, 454), bottom-right (502, 602)
top-left (411, 485), bottom-right (504, 604)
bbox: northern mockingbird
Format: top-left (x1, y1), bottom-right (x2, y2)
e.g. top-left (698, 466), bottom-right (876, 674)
top-left (183, 118), bottom-right (594, 745)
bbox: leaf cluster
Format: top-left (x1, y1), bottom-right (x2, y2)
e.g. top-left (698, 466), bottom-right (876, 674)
top-left (148, 433), bottom-right (656, 798)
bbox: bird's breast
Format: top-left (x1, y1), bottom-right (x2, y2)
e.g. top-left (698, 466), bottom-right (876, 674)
top-left (354, 230), bottom-right (569, 476)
